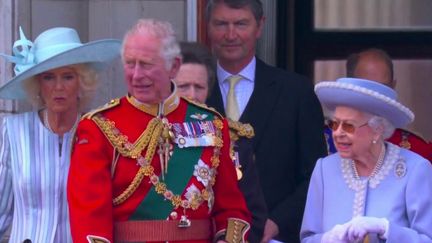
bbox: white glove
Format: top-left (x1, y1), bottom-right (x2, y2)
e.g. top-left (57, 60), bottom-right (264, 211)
top-left (321, 223), bottom-right (350, 243)
top-left (346, 216), bottom-right (389, 242)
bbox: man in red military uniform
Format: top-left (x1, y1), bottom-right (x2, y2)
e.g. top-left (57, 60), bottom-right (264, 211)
top-left (67, 18), bottom-right (251, 243)
top-left (387, 129), bottom-right (432, 161)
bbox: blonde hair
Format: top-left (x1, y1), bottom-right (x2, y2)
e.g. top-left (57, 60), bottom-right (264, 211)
top-left (23, 63), bottom-right (99, 112)
top-left (121, 18), bottom-right (180, 70)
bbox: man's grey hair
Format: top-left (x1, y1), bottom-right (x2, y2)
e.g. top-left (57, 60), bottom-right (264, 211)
top-left (121, 18), bottom-right (180, 70)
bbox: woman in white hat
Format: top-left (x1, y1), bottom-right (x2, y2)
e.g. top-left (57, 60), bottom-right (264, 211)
top-left (300, 78), bottom-right (432, 242)
top-left (0, 27), bottom-right (120, 242)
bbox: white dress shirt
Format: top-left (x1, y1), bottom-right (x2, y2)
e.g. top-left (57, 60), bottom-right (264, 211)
top-left (216, 57), bottom-right (256, 117)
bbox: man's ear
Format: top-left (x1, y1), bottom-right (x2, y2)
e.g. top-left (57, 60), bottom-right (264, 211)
top-left (256, 16), bottom-right (266, 39)
top-left (169, 56), bottom-right (182, 79)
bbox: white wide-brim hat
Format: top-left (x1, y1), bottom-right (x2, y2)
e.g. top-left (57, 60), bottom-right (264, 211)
top-left (0, 27), bottom-right (121, 99)
top-left (315, 77), bottom-right (414, 128)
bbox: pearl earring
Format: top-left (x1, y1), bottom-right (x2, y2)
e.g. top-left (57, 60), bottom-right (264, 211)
top-left (372, 140), bottom-right (377, 144)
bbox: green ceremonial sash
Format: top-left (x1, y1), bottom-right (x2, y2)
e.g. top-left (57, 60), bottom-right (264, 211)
top-left (129, 104), bottom-right (214, 220)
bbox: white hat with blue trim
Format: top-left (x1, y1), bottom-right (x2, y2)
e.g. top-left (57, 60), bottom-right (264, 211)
top-left (0, 27), bottom-right (121, 99)
top-left (315, 77), bottom-right (414, 128)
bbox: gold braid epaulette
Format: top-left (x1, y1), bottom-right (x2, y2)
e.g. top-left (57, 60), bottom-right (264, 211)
top-left (228, 119), bottom-right (255, 142)
top-left (82, 98), bottom-right (120, 120)
top-left (93, 115), bottom-right (161, 159)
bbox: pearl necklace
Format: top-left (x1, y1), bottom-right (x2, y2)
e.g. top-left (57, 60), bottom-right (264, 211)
top-left (341, 143), bottom-right (398, 217)
top-left (352, 143), bottom-right (386, 179)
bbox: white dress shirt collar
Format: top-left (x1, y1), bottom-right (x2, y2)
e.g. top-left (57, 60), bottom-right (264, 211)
top-left (216, 57), bottom-right (256, 117)
top-left (217, 56), bottom-right (256, 84)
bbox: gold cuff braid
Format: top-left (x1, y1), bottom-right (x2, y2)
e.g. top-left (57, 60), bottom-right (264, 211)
top-left (86, 235), bottom-right (110, 243)
top-left (225, 218), bottom-right (250, 243)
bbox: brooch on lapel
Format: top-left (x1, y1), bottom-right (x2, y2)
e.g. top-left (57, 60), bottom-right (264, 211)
top-left (394, 158), bottom-right (407, 178)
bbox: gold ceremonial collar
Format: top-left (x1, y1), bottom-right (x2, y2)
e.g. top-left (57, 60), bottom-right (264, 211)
top-left (126, 83), bottom-right (180, 117)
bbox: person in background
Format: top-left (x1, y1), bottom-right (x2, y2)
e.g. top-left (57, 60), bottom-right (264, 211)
top-left (0, 27), bottom-right (120, 243)
top-left (346, 48), bottom-right (432, 162)
top-left (301, 77), bottom-right (432, 242)
top-left (176, 41), bottom-right (268, 242)
top-left (346, 48), bottom-right (396, 88)
top-left (175, 42), bottom-right (216, 103)
top-left (205, 0), bottom-right (327, 242)
top-left (67, 19), bottom-right (251, 243)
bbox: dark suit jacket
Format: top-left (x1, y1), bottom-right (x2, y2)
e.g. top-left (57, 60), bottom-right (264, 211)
top-left (207, 59), bottom-right (327, 242)
top-left (234, 137), bottom-right (267, 243)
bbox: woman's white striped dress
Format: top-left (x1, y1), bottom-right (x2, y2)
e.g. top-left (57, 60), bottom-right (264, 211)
top-left (0, 111), bottom-right (73, 243)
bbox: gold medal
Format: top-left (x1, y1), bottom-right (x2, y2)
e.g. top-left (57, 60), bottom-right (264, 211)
top-left (399, 140), bottom-right (411, 149)
top-left (400, 131), bottom-right (411, 149)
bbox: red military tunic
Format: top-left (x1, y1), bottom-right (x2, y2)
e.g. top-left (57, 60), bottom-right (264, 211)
top-left (67, 93), bottom-right (251, 243)
top-left (387, 128), bottom-right (432, 163)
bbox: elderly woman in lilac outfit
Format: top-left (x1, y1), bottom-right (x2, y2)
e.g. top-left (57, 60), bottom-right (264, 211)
top-left (300, 78), bottom-right (432, 243)
top-left (0, 27), bottom-right (120, 243)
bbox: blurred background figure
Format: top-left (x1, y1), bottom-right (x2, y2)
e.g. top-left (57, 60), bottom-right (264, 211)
top-left (324, 48), bottom-right (432, 162)
top-left (301, 77), bottom-right (432, 242)
top-left (346, 48), bottom-right (396, 88)
top-left (0, 27), bottom-right (120, 243)
top-left (176, 41), bottom-right (268, 243)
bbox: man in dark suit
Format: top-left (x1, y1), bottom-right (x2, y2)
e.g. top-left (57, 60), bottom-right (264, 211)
top-left (176, 41), bottom-right (268, 243)
top-left (230, 121), bottom-right (268, 243)
top-left (205, 0), bottom-right (327, 242)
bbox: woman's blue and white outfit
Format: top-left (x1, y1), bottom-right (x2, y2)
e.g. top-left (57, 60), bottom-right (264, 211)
top-left (0, 112), bottom-right (74, 243)
top-left (300, 142), bottom-right (432, 242)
